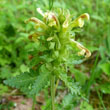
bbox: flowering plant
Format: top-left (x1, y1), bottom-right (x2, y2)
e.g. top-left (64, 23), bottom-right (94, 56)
top-left (5, 8), bottom-right (91, 110)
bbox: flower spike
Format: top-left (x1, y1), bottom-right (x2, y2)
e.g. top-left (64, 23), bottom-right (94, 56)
top-left (26, 8), bottom-right (91, 59)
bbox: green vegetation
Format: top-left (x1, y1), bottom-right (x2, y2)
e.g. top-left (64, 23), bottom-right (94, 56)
top-left (0, 0), bottom-right (110, 110)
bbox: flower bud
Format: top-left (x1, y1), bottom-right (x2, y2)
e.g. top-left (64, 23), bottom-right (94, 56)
top-left (26, 17), bottom-right (47, 30)
top-left (28, 32), bottom-right (45, 41)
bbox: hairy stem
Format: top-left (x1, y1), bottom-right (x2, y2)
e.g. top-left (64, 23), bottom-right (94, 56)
top-left (51, 75), bottom-right (55, 110)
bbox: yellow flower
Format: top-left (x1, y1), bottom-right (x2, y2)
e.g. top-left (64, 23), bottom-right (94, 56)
top-left (70, 13), bottom-right (90, 28)
top-left (25, 17), bottom-right (47, 30)
top-left (70, 39), bottom-right (91, 58)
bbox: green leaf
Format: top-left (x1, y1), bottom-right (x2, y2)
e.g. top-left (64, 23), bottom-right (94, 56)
top-left (4, 70), bottom-right (37, 94)
top-left (48, 42), bottom-right (55, 50)
top-left (62, 93), bottom-right (74, 108)
top-left (80, 101), bottom-right (93, 110)
top-left (70, 67), bottom-right (87, 85)
top-left (0, 84), bottom-right (9, 95)
top-left (91, 14), bottom-right (104, 23)
top-left (100, 62), bottom-right (110, 75)
top-left (59, 73), bottom-right (80, 95)
top-left (41, 99), bottom-right (51, 110)
top-left (0, 66), bottom-right (12, 78)
top-left (99, 46), bottom-right (106, 59)
top-left (30, 65), bottom-right (51, 95)
top-left (98, 83), bottom-right (110, 94)
top-left (20, 64), bottom-right (29, 73)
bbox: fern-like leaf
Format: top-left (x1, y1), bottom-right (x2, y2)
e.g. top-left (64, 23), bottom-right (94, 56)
top-left (30, 71), bottom-right (51, 95)
top-left (59, 73), bottom-right (80, 95)
top-left (4, 70), bottom-right (37, 94)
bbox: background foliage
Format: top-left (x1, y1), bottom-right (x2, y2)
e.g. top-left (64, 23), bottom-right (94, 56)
top-left (0, 0), bottom-right (110, 110)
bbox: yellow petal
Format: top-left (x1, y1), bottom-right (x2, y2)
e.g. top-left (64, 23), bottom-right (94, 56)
top-left (62, 14), bottom-right (70, 28)
top-left (78, 18), bottom-right (84, 27)
top-left (78, 49), bottom-right (86, 56)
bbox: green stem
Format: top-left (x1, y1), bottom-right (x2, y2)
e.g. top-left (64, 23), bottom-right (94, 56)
top-left (96, 88), bottom-right (106, 110)
top-left (51, 75), bottom-right (55, 110)
top-left (32, 95), bottom-right (36, 110)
